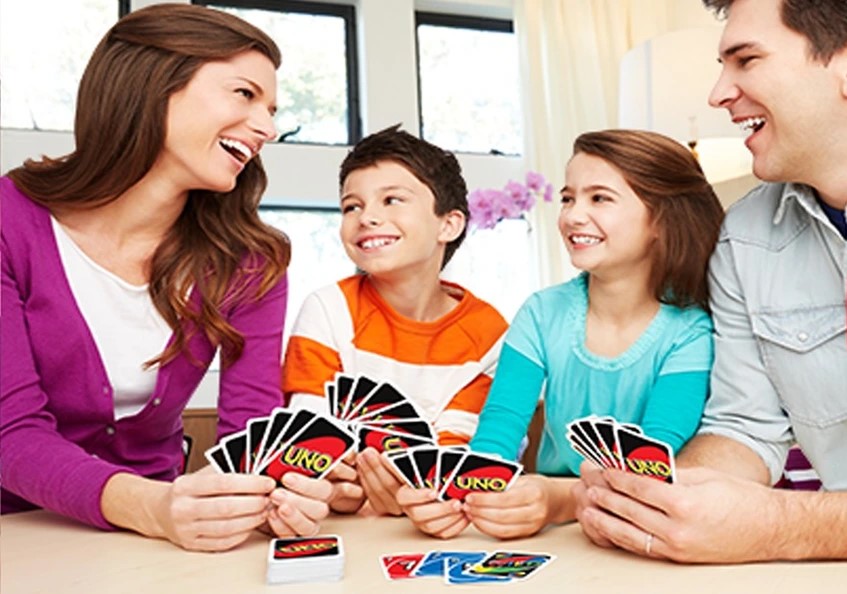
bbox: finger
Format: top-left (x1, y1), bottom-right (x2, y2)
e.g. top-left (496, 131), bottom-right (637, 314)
top-left (358, 451), bottom-right (402, 515)
top-left (279, 473), bottom-right (333, 502)
top-left (427, 513), bottom-right (471, 539)
top-left (326, 460), bottom-right (357, 482)
top-left (186, 494), bottom-right (271, 521)
top-left (415, 507), bottom-right (468, 537)
top-left (395, 485), bottom-right (438, 507)
top-left (470, 515), bottom-right (540, 540)
top-left (466, 499), bottom-right (544, 527)
top-left (592, 474), bottom-right (671, 534)
top-left (184, 531), bottom-right (254, 552)
top-left (174, 473), bottom-right (276, 498)
top-left (274, 487), bottom-right (330, 523)
top-left (403, 498), bottom-right (462, 525)
top-left (582, 506), bottom-right (666, 558)
top-left (189, 511), bottom-right (268, 539)
top-left (273, 497), bottom-right (321, 537)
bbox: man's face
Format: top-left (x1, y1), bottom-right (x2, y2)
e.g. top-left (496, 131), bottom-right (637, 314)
top-left (708, 0), bottom-right (846, 186)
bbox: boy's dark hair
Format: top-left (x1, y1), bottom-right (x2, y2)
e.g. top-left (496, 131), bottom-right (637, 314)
top-left (703, 0), bottom-right (847, 63)
top-left (339, 124), bottom-right (469, 268)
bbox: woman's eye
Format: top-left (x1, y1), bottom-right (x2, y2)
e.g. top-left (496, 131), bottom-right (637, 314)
top-left (237, 88), bottom-right (255, 99)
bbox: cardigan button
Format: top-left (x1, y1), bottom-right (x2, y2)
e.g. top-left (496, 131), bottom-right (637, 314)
top-left (152, 398), bottom-right (162, 406)
top-left (105, 426), bottom-right (115, 436)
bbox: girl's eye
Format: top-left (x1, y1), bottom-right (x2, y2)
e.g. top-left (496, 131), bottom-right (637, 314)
top-left (591, 194), bottom-right (609, 203)
top-left (560, 195), bottom-right (573, 204)
top-left (237, 88), bottom-right (255, 99)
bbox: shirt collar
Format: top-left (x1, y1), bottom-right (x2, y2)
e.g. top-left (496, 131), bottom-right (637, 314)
top-left (773, 183), bottom-right (833, 228)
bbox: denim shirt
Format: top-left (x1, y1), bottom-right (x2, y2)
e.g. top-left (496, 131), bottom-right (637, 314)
top-left (701, 182), bottom-right (847, 490)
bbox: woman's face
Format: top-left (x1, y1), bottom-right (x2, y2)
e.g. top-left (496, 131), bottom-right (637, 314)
top-left (153, 50), bottom-right (278, 195)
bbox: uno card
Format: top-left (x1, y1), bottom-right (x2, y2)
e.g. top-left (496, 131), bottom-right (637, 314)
top-left (334, 374), bottom-right (355, 419)
top-left (436, 448), bottom-right (465, 490)
top-left (567, 430), bottom-right (606, 469)
top-left (379, 553), bottom-right (424, 580)
top-left (615, 427), bottom-right (676, 483)
top-left (384, 450), bottom-right (420, 488)
top-left (258, 415), bottom-right (356, 482)
top-left (438, 453), bottom-right (522, 501)
top-left (355, 400), bottom-right (423, 424)
top-left (413, 551), bottom-right (469, 578)
top-left (340, 375), bottom-right (378, 420)
top-left (573, 417), bottom-right (608, 466)
top-left (468, 551), bottom-right (555, 581)
top-left (252, 408), bottom-right (294, 473)
top-left (221, 429), bottom-right (249, 473)
top-left (591, 417), bottom-right (623, 469)
top-left (324, 383), bottom-right (337, 417)
top-left (269, 535), bottom-right (343, 561)
top-left (444, 552), bottom-right (512, 585)
top-left (204, 443), bottom-right (232, 473)
top-left (357, 425), bottom-right (434, 453)
top-left (365, 418), bottom-right (436, 440)
top-left (245, 416), bottom-right (269, 473)
top-left (410, 446), bottom-right (439, 490)
top-left (346, 382), bottom-right (408, 421)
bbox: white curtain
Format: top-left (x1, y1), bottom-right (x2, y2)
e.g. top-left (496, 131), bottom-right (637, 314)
top-left (514, 0), bottom-right (676, 287)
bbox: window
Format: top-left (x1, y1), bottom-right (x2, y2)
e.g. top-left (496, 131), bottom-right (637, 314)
top-left (258, 207), bottom-right (352, 344)
top-left (198, 0), bottom-right (359, 145)
top-left (416, 12), bottom-right (522, 155)
top-left (443, 218), bottom-right (537, 321)
top-left (0, 0), bottom-right (124, 131)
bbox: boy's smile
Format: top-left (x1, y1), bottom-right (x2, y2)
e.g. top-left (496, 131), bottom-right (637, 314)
top-left (339, 161), bottom-right (456, 281)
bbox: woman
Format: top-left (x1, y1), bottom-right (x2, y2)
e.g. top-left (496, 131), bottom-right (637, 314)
top-left (1, 4), bottom-right (329, 551)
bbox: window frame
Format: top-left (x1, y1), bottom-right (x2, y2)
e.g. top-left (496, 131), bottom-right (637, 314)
top-left (414, 10), bottom-right (517, 156)
top-left (195, 0), bottom-right (361, 145)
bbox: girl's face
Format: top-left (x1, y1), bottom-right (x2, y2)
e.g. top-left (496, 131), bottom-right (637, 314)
top-left (558, 152), bottom-right (657, 279)
top-left (153, 50), bottom-right (278, 195)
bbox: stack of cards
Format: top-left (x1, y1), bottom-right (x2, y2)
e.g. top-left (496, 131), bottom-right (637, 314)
top-left (204, 407), bottom-right (357, 484)
top-left (379, 549), bottom-right (554, 585)
top-left (323, 373), bottom-right (437, 452)
top-left (384, 445), bottom-right (523, 501)
top-left (566, 415), bottom-right (676, 483)
top-left (266, 535), bottom-right (344, 585)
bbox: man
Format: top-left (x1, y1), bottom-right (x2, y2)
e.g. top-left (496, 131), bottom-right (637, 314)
top-left (573, 0), bottom-right (847, 563)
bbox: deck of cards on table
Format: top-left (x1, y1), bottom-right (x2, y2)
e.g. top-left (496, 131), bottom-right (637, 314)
top-left (566, 415), bottom-right (676, 482)
top-left (266, 535), bottom-right (344, 585)
top-left (379, 550), bottom-right (555, 584)
top-left (203, 373), bottom-right (439, 483)
top-left (384, 445), bottom-right (523, 500)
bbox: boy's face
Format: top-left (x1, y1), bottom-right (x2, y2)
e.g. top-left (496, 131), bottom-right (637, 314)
top-left (708, 0), bottom-right (847, 185)
top-left (339, 160), bottom-right (463, 279)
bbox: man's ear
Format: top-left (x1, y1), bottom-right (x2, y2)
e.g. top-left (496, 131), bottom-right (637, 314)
top-left (834, 47), bottom-right (847, 99)
top-left (438, 209), bottom-right (466, 243)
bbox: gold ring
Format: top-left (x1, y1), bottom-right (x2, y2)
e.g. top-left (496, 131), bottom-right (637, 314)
top-left (645, 532), bottom-right (654, 555)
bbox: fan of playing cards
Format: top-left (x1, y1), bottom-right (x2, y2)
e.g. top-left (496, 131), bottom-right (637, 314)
top-left (204, 373), bottom-right (439, 484)
top-left (384, 445), bottom-right (523, 501)
top-left (566, 415), bottom-right (676, 483)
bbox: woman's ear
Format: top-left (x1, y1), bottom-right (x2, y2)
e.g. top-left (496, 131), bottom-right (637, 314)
top-left (438, 209), bottom-right (467, 243)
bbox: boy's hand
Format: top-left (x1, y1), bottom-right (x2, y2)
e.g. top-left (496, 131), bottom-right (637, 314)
top-left (396, 485), bottom-right (469, 539)
top-left (356, 447), bottom-right (403, 516)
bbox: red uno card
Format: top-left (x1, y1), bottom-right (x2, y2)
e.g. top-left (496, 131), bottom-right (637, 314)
top-left (615, 427), bottom-right (675, 483)
top-left (259, 415), bottom-right (356, 483)
top-left (379, 553), bottom-right (424, 580)
top-left (438, 453), bottom-right (522, 501)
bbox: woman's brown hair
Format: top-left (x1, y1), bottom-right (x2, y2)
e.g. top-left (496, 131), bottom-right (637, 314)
top-left (7, 3), bottom-right (290, 367)
top-left (572, 129), bottom-right (724, 311)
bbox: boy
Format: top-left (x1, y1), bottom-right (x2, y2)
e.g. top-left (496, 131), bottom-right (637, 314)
top-left (282, 125), bottom-right (508, 515)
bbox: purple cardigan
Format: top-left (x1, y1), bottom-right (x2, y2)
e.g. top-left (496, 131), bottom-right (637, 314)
top-left (0, 177), bottom-right (287, 528)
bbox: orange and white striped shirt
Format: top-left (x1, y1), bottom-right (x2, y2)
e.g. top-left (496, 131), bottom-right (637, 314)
top-left (282, 275), bottom-right (507, 445)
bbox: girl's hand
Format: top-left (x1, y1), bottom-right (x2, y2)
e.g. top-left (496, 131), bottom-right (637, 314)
top-left (396, 485), bottom-right (469, 539)
top-left (464, 474), bottom-right (559, 539)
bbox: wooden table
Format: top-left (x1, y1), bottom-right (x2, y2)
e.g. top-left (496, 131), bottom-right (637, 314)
top-left (2, 510), bottom-right (844, 593)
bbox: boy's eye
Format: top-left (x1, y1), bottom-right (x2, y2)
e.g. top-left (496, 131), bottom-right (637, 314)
top-left (341, 203), bottom-right (361, 214)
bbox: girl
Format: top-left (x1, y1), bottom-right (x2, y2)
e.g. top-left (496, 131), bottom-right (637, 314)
top-left (1, 4), bottom-right (329, 551)
top-left (397, 129), bottom-right (724, 539)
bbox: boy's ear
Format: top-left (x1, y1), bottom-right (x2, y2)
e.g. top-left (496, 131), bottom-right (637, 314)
top-left (438, 209), bottom-right (466, 243)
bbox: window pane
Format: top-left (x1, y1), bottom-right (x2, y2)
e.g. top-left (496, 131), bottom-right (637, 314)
top-left (210, 4), bottom-right (351, 145)
top-left (259, 208), bottom-right (353, 346)
top-left (417, 20), bottom-right (522, 155)
top-left (442, 219), bottom-right (538, 321)
top-left (0, 0), bottom-right (118, 131)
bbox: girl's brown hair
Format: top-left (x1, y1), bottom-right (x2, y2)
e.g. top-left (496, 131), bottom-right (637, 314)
top-left (572, 129), bottom-right (724, 311)
top-left (8, 3), bottom-right (290, 367)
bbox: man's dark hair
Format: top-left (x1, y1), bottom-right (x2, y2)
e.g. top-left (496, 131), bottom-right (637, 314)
top-left (339, 124), bottom-right (468, 268)
top-left (703, 0), bottom-right (847, 62)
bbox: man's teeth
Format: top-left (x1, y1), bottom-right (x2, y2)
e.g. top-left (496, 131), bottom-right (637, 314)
top-left (361, 237), bottom-right (396, 249)
top-left (219, 137), bottom-right (252, 161)
top-left (738, 117), bottom-right (766, 133)
top-left (571, 235), bottom-right (601, 245)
